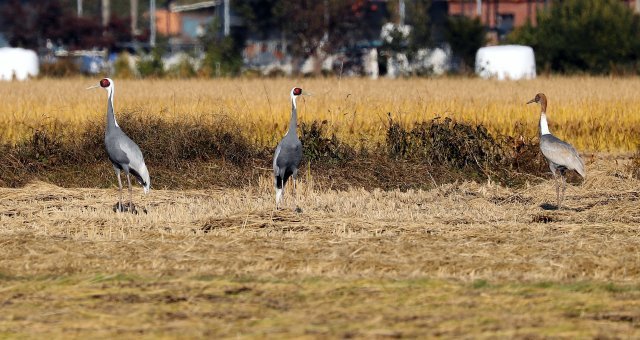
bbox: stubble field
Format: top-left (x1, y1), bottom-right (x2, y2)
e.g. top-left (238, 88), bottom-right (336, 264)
top-left (1, 77), bottom-right (640, 337)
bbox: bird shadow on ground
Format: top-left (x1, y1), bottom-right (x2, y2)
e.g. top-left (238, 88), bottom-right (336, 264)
top-left (539, 202), bottom-right (597, 213)
top-left (539, 203), bottom-right (558, 211)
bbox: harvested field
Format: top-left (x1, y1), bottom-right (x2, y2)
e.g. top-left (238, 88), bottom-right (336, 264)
top-left (1, 159), bottom-right (640, 337)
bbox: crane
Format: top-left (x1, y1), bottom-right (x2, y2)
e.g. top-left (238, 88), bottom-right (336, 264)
top-left (273, 87), bottom-right (308, 210)
top-left (88, 78), bottom-right (150, 213)
top-left (527, 93), bottom-right (585, 209)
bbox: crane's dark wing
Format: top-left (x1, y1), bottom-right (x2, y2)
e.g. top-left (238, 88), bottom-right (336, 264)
top-left (272, 143), bottom-right (282, 176)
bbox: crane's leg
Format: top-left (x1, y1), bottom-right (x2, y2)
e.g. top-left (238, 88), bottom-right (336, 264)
top-left (115, 168), bottom-right (123, 212)
top-left (126, 172), bottom-right (133, 212)
top-left (553, 173), bottom-right (560, 209)
top-left (275, 176), bottom-right (283, 210)
top-left (560, 173), bottom-right (567, 209)
top-left (292, 177), bottom-right (297, 210)
top-left (292, 170), bottom-right (302, 213)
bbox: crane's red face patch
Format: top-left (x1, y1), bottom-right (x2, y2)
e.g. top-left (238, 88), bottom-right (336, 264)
top-left (293, 87), bottom-right (302, 96)
top-left (100, 79), bottom-right (110, 88)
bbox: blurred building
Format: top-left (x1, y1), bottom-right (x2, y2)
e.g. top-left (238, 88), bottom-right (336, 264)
top-left (156, 0), bottom-right (240, 52)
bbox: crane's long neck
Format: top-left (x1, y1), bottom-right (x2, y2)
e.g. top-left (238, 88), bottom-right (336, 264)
top-left (106, 87), bottom-right (119, 131)
top-left (288, 95), bottom-right (298, 136)
top-left (539, 112), bottom-right (550, 135)
top-left (539, 99), bottom-right (550, 135)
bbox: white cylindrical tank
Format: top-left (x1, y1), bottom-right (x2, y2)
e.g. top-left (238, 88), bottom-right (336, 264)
top-left (0, 47), bottom-right (39, 81)
top-left (475, 45), bottom-right (536, 80)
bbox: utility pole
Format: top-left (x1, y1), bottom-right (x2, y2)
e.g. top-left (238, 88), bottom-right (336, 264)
top-left (150, 0), bottom-right (156, 47)
top-left (399, 0), bottom-right (405, 25)
top-left (477, 0), bottom-right (482, 16)
top-left (223, 0), bottom-right (230, 36)
top-left (131, 0), bottom-right (139, 35)
top-left (323, 0), bottom-right (329, 41)
top-left (77, 0), bottom-right (83, 16)
top-left (636, 0), bottom-right (640, 13)
top-left (102, 0), bottom-right (110, 27)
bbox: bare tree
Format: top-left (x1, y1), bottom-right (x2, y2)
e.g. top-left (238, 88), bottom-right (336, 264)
top-left (131, 0), bottom-right (138, 34)
top-left (102, 0), bottom-right (110, 28)
top-left (275, 0), bottom-right (363, 75)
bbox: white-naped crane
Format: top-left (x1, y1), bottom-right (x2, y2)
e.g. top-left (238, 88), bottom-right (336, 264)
top-left (273, 87), bottom-right (308, 210)
top-left (88, 78), bottom-right (150, 212)
top-left (527, 93), bottom-right (585, 209)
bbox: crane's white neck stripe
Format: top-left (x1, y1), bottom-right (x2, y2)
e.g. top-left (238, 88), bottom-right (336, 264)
top-left (540, 112), bottom-right (550, 135)
top-left (287, 94), bottom-right (298, 135)
top-left (108, 87), bottom-right (119, 128)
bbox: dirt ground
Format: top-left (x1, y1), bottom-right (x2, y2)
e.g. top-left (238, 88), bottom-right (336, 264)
top-left (1, 160), bottom-right (640, 338)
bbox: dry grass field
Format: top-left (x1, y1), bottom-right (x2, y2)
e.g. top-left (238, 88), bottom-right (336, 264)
top-left (1, 159), bottom-right (640, 337)
top-left (2, 77), bottom-right (640, 337)
top-left (1, 77), bottom-right (640, 151)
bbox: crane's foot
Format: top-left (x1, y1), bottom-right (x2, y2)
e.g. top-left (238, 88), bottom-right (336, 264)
top-left (113, 202), bottom-right (125, 213)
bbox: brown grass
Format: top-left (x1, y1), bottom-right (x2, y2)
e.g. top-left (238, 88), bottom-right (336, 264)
top-left (1, 159), bottom-right (640, 337)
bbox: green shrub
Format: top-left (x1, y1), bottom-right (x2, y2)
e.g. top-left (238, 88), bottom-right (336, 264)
top-left (113, 52), bottom-right (136, 78)
top-left (446, 16), bottom-right (486, 72)
top-left (508, 0), bottom-right (640, 74)
top-left (39, 58), bottom-right (80, 78)
top-left (202, 36), bottom-right (243, 77)
top-left (137, 50), bottom-right (164, 78)
top-left (166, 57), bottom-right (197, 78)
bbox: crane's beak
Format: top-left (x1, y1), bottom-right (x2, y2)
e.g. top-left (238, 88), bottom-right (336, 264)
top-left (86, 84), bottom-right (100, 90)
top-left (526, 98), bottom-right (536, 104)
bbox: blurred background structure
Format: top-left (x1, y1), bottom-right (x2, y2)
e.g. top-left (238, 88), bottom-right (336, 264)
top-left (1, 0), bottom-right (640, 79)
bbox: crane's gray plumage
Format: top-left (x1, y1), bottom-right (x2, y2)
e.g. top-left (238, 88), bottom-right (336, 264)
top-left (540, 134), bottom-right (585, 178)
top-left (273, 87), bottom-right (304, 209)
top-left (92, 78), bottom-right (150, 212)
top-left (528, 93), bottom-right (585, 209)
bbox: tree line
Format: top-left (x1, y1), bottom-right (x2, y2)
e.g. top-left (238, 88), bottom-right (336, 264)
top-left (2, 0), bottom-right (637, 76)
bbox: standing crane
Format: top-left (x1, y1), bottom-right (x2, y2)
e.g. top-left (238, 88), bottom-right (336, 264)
top-left (89, 78), bottom-right (150, 212)
top-left (527, 93), bottom-right (585, 209)
top-left (273, 87), bottom-right (308, 210)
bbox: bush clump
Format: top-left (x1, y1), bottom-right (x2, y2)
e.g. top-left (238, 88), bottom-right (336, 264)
top-left (300, 120), bottom-right (355, 163)
top-left (386, 114), bottom-right (547, 182)
top-left (0, 113), bottom-right (549, 189)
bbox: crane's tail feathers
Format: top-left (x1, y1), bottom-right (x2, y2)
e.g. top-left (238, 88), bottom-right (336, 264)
top-left (575, 153), bottom-right (586, 179)
top-left (130, 165), bottom-right (151, 195)
top-left (578, 169), bottom-right (586, 179)
top-left (576, 160), bottom-right (586, 179)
